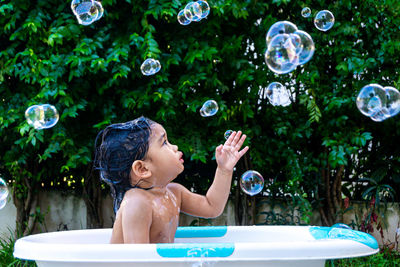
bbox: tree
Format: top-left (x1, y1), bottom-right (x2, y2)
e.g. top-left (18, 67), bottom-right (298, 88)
top-left (1, 0), bottom-right (399, 235)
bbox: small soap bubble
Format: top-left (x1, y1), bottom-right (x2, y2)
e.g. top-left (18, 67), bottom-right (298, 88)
top-left (265, 34), bottom-right (299, 74)
top-left (240, 170), bottom-right (264, 196)
top-left (266, 82), bottom-right (291, 106)
top-left (266, 21), bottom-right (298, 45)
top-left (178, 9), bottom-right (192, 25)
top-left (0, 178), bottom-right (9, 202)
top-left (370, 109), bottom-right (388, 122)
top-left (356, 84), bottom-right (387, 117)
top-left (197, 0), bottom-right (210, 19)
top-left (314, 10), bottom-right (335, 31)
top-left (301, 7), bottom-right (311, 18)
top-left (140, 58), bottom-right (161, 76)
top-left (200, 100), bottom-right (218, 117)
top-left (25, 104), bottom-right (59, 130)
top-left (185, 2), bottom-right (202, 22)
top-left (384, 86), bottom-right (400, 117)
top-left (224, 130), bottom-right (233, 140)
top-left (293, 30), bottom-right (315, 65)
top-left (332, 223), bottom-right (351, 230)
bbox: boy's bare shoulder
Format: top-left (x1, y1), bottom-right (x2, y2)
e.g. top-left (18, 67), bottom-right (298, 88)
top-left (167, 182), bottom-right (185, 194)
top-left (121, 188), bottom-right (153, 211)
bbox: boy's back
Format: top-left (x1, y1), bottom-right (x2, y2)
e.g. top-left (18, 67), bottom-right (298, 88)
top-left (110, 184), bottom-right (181, 243)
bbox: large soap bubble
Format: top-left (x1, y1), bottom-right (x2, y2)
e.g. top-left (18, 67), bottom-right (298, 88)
top-left (356, 84), bottom-right (387, 117)
top-left (71, 0), bottom-right (99, 26)
top-left (293, 30), bottom-right (315, 65)
top-left (197, 0), bottom-right (210, 19)
top-left (240, 170), bottom-right (264, 196)
top-left (25, 104), bottom-right (59, 130)
top-left (265, 34), bottom-right (299, 74)
top-left (0, 178), bottom-right (8, 202)
top-left (266, 82), bottom-right (291, 107)
top-left (184, 2), bottom-right (202, 22)
top-left (266, 21), bottom-right (298, 45)
top-left (140, 58), bottom-right (161, 76)
top-left (314, 10), bottom-right (335, 31)
top-left (200, 100), bottom-right (218, 117)
top-left (384, 86), bottom-right (400, 117)
top-left (177, 9), bottom-right (192, 25)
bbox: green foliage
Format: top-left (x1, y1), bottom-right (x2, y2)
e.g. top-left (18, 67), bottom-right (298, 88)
top-left (0, 0), bottom-right (399, 223)
top-left (327, 248), bottom-right (400, 267)
top-left (0, 229), bottom-right (37, 266)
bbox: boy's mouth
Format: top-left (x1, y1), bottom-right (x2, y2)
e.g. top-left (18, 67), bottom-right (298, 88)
top-left (178, 152), bottom-right (184, 163)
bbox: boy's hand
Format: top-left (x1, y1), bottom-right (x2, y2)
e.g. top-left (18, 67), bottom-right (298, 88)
top-left (215, 131), bottom-right (249, 172)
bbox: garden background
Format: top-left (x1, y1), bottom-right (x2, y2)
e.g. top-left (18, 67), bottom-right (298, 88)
top-left (1, 0), bottom-right (400, 265)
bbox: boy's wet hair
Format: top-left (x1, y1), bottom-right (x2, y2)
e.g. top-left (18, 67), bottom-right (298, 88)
top-left (94, 116), bottom-right (156, 213)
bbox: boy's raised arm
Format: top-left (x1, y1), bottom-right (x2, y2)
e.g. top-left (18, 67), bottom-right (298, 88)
top-left (176, 131), bottom-right (248, 218)
top-left (121, 195), bottom-right (152, 243)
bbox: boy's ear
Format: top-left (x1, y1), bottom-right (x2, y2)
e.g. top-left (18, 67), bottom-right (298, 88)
top-left (131, 160), bottom-right (152, 179)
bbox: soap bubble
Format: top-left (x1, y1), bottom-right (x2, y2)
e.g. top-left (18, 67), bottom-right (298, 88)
top-left (332, 223), bottom-right (352, 230)
top-left (301, 7), bottom-right (311, 18)
top-left (25, 104), bottom-right (59, 130)
top-left (384, 86), bottom-right (400, 117)
top-left (224, 130), bottom-right (233, 140)
top-left (314, 10), bottom-right (335, 31)
top-left (93, 1), bottom-right (104, 21)
top-left (140, 58), bottom-right (161, 76)
top-left (184, 2), bottom-right (202, 22)
top-left (356, 84), bottom-right (387, 117)
top-left (266, 82), bottom-right (291, 106)
top-left (197, 0), bottom-right (210, 19)
top-left (240, 170), bottom-right (264, 196)
top-left (0, 198), bottom-right (6, 210)
top-left (71, 0), bottom-right (93, 15)
top-left (293, 30), bottom-right (315, 65)
top-left (265, 34), bottom-right (299, 74)
top-left (200, 100), bottom-right (218, 117)
top-left (266, 21), bottom-right (298, 45)
top-left (71, 0), bottom-right (99, 26)
top-left (178, 9), bottom-right (192, 25)
top-left (369, 110), bottom-right (388, 122)
top-left (0, 178), bottom-right (8, 202)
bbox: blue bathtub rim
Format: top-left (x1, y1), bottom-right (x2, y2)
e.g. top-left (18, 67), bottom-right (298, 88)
top-left (175, 226), bottom-right (228, 238)
top-left (309, 226), bottom-right (379, 250)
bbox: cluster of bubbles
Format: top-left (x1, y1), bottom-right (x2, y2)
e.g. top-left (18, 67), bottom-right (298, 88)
top-left (265, 21), bottom-right (315, 74)
top-left (177, 1), bottom-right (210, 25)
top-left (356, 84), bottom-right (400, 122)
top-left (265, 82), bottom-right (292, 106)
top-left (0, 178), bottom-right (8, 210)
top-left (25, 104), bottom-right (59, 130)
top-left (140, 58), bottom-right (162, 76)
top-left (71, 0), bottom-right (104, 26)
top-left (200, 100), bottom-right (218, 117)
top-left (240, 170), bottom-right (264, 196)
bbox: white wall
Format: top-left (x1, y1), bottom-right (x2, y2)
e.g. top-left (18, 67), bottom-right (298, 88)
top-left (1, 190), bottom-right (399, 251)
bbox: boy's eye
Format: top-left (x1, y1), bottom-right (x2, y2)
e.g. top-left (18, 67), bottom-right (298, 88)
top-left (163, 140), bottom-right (167, 145)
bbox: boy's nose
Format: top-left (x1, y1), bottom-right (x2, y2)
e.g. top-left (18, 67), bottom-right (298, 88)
top-left (173, 144), bottom-right (178, 151)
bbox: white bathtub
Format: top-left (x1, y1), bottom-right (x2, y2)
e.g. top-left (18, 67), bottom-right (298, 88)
top-left (14, 225), bottom-right (379, 267)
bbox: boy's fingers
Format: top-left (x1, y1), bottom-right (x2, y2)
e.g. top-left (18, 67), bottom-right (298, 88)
top-left (232, 130), bottom-right (242, 145)
top-left (235, 134), bottom-right (246, 151)
top-left (238, 146), bottom-right (249, 158)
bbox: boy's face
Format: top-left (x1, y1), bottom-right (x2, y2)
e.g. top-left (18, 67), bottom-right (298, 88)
top-left (145, 123), bottom-right (184, 185)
